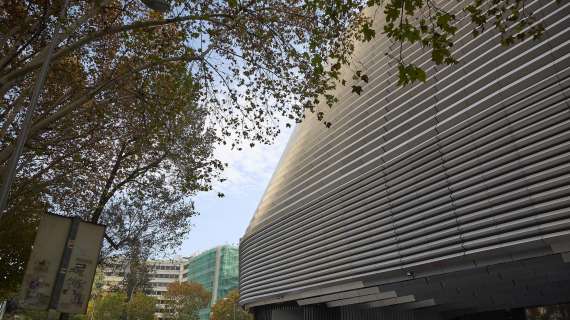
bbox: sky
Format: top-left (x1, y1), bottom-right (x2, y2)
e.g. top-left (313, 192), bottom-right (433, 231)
top-left (179, 126), bottom-right (293, 256)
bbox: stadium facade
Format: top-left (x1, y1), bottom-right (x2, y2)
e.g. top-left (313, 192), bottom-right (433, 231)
top-left (239, 0), bottom-right (570, 319)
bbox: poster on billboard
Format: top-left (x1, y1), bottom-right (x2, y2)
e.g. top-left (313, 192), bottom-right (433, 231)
top-left (19, 215), bottom-right (71, 310)
top-left (19, 214), bottom-right (105, 314)
top-left (56, 220), bottom-right (105, 314)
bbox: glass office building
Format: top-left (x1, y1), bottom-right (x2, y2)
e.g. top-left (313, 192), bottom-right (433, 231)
top-left (185, 245), bottom-right (239, 319)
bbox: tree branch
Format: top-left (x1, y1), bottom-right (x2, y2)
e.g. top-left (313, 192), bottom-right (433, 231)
top-left (0, 52), bottom-right (209, 164)
top-left (91, 141), bottom-right (129, 223)
top-left (0, 13), bottom-right (228, 88)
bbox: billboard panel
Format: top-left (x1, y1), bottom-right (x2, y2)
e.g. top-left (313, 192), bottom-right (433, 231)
top-left (19, 215), bottom-right (70, 310)
top-left (19, 214), bottom-right (105, 314)
top-left (57, 221), bottom-right (105, 314)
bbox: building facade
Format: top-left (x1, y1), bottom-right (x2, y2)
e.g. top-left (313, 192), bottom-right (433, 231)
top-left (147, 260), bottom-right (186, 319)
top-left (101, 259), bottom-right (185, 319)
top-left (239, 0), bottom-right (570, 319)
top-left (185, 245), bottom-right (240, 320)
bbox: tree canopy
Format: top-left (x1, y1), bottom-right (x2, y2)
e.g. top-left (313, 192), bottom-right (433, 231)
top-left (165, 282), bottom-right (210, 320)
top-left (0, 0), bottom-right (370, 294)
top-left (126, 293), bottom-right (157, 320)
top-left (91, 292), bottom-right (127, 320)
top-left (210, 290), bottom-right (252, 320)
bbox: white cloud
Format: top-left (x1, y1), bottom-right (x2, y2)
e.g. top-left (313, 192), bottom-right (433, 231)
top-left (180, 125), bottom-right (294, 254)
top-left (211, 127), bottom-right (293, 197)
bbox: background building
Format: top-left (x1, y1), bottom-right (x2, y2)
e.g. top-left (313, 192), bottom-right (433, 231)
top-left (146, 260), bottom-right (185, 319)
top-left (239, 0), bottom-right (570, 319)
top-left (98, 246), bottom-right (240, 320)
top-left (185, 245), bottom-right (239, 320)
top-left (101, 259), bottom-right (185, 320)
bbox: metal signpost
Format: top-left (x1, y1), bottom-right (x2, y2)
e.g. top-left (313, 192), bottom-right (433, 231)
top-left (20, 214), bottom-right (105, 319)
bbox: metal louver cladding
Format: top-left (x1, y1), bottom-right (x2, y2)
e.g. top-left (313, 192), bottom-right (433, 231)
top-left (239, 0), bottom-right (570, 318)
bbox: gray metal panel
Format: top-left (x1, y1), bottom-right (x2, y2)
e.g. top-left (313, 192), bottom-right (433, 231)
top-left (365, 295), bottom-right (417, 309)
top-left (326, 291), bottom-right (397, 307)
top-left (297, 287), bottom-right (380, 306)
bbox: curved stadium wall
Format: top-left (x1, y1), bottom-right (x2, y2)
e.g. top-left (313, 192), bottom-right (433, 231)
top-left (240, 0), bottom-right (570, 318)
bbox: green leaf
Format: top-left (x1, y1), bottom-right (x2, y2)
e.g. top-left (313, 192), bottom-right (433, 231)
top-left (416, 68), bottom-right (427, 82)
top-left (311, 55), bottom-right (324, 75)
top-left (351, 85), bottom-right (363, 95)
top-left (398, 63), bottom-right (427, 86)
top-left (361, 22), bottom-right (376, 42)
